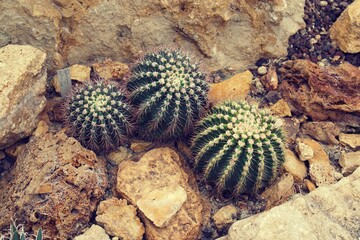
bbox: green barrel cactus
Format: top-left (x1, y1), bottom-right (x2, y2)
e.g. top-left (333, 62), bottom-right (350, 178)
top-left (191, 101), bottom-right (285, 195)
top-left (127, 49), bottom-right (209, 141)
top-left (64, 81), bottom-right (133, 153)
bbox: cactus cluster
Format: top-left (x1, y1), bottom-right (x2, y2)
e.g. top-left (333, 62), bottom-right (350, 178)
top-left (0, 222), bottom-right (42, 240)
top-left (127, 49), bottom-right (209, 141)
top-left (191, 101), bottom-right (285, 195)
top-left (64, 81), bottom-right (133, 153)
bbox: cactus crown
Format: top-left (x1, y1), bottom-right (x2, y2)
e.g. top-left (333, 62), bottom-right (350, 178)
top-left (191, 101), bottom-right (285, 195)
top-left (65, 81), bottom-right (133, 153)
top-left (127, 49), bottom-right (209, 141)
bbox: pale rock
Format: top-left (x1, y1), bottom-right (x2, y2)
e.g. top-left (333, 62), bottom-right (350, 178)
top-left (257, 66), bottom-right (267, 75)
top-left (130, 140), bottom-right (152, 153)
top-left (270, 99), bottom-right (292, 117)
top-left (116, 147), bottom-right (203, 240)
top-left (51, 75), bottom-right (62, 93)
top-left (297, 138), bottom-right (329, 165)
top-left (0, 45), bottom-right (47, 149)
top-left (74, 225), bottom-right (110, 240)
top-left (136, 185), bottom-right (187, 228)
top-left (304, 179), bottom-right (316, 192)
top-left (339, 151), bottom-right (360, 176)
top-left (261, 174), bottom-right (294, 210)
top-left (96, 198), bottom-right (144, 240)
top-left (309, 162), bottom-right (338, 186)
top-left (282, 149), bottom-right (307, 182)
top-left (330, 0), bottom-right (360, 53)
top-left (221, 168), bottom-right (360, 240)
top-left (70, 64), bottom-right (91, 82)
top-left (301, 122), bottom-right (340, 145)
top-left (208, 71), bottom-right (252, 105)
top-left (107, 146), bottom-right (133, 165)
top-left (0, 132), bottom-right (108, 239)
top-left (32, 120), bottom-right (49, 138)
top-left (92, 60), bottom-right (129, 80)
top-left (295, 142), bottom-right (314, 161)
top-left (339, 133), bottom-right (360, 149)
top-left (212, 205), bottom-right (238, 229)
top-left (261, 65), bottom-right (278, 90)
top-left (319, 1), bottom-right (328, 6)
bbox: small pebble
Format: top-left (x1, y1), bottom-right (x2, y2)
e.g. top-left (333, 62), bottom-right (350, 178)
top-left (257, 66), bottom-right (267, 75)
top-left (310, 38), bottom-right (317, 45)
top-left (319, 1), bottom-right (328, 7)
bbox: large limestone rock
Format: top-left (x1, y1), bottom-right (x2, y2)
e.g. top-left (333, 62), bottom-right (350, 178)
top-left (220, 167), bottom-right (360, 240)
top-left (0, 0), bottom-right (305, 72)
top-left (330, 0), bottom-right (360, 53)
top-left (279, 60), bottom-right (360, 128)
top-left (117, 147), bottom-right (204, 240)
top-left (0, 45), bottom-right (47, 149)
top-left (0, 132), bottom-right (108, 239)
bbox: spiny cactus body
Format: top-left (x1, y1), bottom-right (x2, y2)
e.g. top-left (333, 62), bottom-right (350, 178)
top-left (127, 49), bottom-right (209, 141)
top-left (191, 101), bottom-right (285, 195)
top-left (65, 81), bottom-right (133, 153)
top-left (0, 222), bottom-right (43, 240)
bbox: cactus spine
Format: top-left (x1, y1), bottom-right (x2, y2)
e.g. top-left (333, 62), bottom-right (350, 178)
top-left (191, 101), bottom-right (285, 194)
top-left (65, 81), bottom-right (133, 153)
top-left (127, 49), bottom-right (209, 141)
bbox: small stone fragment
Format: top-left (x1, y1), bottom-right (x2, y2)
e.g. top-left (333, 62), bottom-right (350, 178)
top-left (35, 183), bottom-right (53, 194)
top-left (208, 71), bottom-right (252, 105)
top-left (212, 205), bottom-right (238, 229)
top-left (339, 151), bottom-right (360, 176)
top-left (96, 198), bottom-right (145, 240)
top-left (137, 185), bottom-right (187, 228)
top-left (309, 162), bottom-right (337, 186)
top-left (297, 138), bottom-right (329, 165)
top-left (257, 66), bottom-right (267, 75)
top-left (74, 225), bottom-right (110, 240)
top-left (296, 142), bottom-right (314, 161)
top-left (283, 149), bottom-right (307, 182)
top-left (130, 140), bottom-right (152, 153)
top-left (107, 146), bottom-right (133, 165)
top-left (32, 120), bottom-right (49, 138)
top-left (319, 1), bottom-right (328, 6)
top-left (304, 179), bottom-right (316, 192)
top-left (270, 99), bottom-right (291, 117)
top-left (4, 142), bottom-right (26, 159)
top-left (261, 66), bottom-right (278, 90)
top-left (339, 134), bottom-right (360, 149)
top-left (301, 122), bottom-right (340, 145)
top-left (261, 174), bottom-right (294, 210)
top-left (92, 60), bottom-right (129, 80)
top-left (70, 64), bottom-right (91, 82)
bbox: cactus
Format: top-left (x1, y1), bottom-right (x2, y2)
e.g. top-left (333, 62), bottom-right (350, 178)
top-left (191, 101), bottom-right (285, 195)
top-left (64, 81), bottom-right (133, 153)
top-left (0, 222), bottom-right (43, 240)
top-left (127, 49), bottom-right (209, 141)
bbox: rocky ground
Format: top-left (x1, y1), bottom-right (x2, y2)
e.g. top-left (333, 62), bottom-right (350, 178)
top-left (0, 0), bottom-right (360, 240)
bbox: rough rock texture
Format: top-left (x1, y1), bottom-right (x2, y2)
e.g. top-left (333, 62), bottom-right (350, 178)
top-left (279, 60), bottom-right (360, 127)
top-left (0, 132), bottom-right (108, 239)
top-left (74, 225), bottom-right (110, 240)
top-left (339, 151), bottom-right (360, 176)
top-left (282, 149), bottom-right (307, 182)
top-left (212, 205), bottom-right (238, 229)
top-left (269, 99), bottom-right (291, 117)
top-left (96, 198), bottom-right (144, 240)
top-left (220, 167), bottom-right (360, 240)
top-left (117, 147), bottom-right (204, 240)
top-left (0, 0), bottom-right (305, 72)
top-left (330, 0), bottom-right (360, 53)
top-left (300, 122), bottom-right (340, 145)
top-left (208, 70), bottom-right (252, 105)
top-left (92, 60), bottom-right (129, 80)
top-left (0, 45), bottom-right (47, 149)
top-left (261, 174), bottom-right (294, 210)
top-left (339, 134), bottom-right (360, 149)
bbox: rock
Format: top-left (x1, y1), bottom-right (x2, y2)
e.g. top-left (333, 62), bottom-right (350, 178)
top-left (319, 1), bottom-right (328, 6)
top-left (96, 198), bottom-right (144, 240)
top-left (130, 140), bottom-right (152, 153)
top-left (92, 60), bottom-right (129, 80)
top-left (212, 205), bottom-right (238, 229)
top-left (282, 149), bottom-right (307, 182)
top-left (297, 138), bottom-right (328, 165)
top-left (330, 0), bottom-right (360, 53)
top-left (339, 151), bottom-right (360, 176)
top-left (257, 66), bottom-right (267, 75)
top-left (261, 65), bottom-right (278, 90)
top-left (208, 71), bottom-right (252, 105)
top-left (0, 45), bottom-right (47, 149)
top-left (261, 174), bottom-right (295, 210)
top-left (0, 0), bottom-right (305, 72)
top-left (4, 142), bottom-right (27, 159)
top-left (339, 134), bottom-right (360, 149)
top-left (295, 142), bottom-right (314, 161)
top-left (282, 118), bottom-right (300, 145)
top-left (107, 146), bottom-right (133, 165)
top-left (136, 185), bottom-right (187, 228)
top-left (74, 225), bottom-right (110, 240)
top-left (0, 132), bottom-right (108, 239)
top-left (279, 60), bottom-right (360, 128)
top-left (300, 122), bottom-right (340, 145)
top-left (269, 99), bottom-right (291, 117)
top-left (32, 120), bottom-right (49, 138)
top-left (304, 179), bottom-right (316, 192)
top-left (69, 64), bottom-right (91, 82)
top-left (0, 151), bottom-right (5, 160)
top-left (116, 147), bottom-right (203, 240)
top-left (221, 168), bottom-right (360, 240)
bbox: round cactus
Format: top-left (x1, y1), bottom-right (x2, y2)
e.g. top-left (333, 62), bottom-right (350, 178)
top-left (191, 101), bottom-right (285, 195)
top-left (64, 81), bottom-right (133, 153)
top-left (127, 49), bottom-right (209, 141)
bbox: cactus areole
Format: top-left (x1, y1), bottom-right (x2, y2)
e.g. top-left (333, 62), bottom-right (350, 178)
top-left (127, 49), bottom-right (209, 141)
top-left (191, 101), bottom-right (285, 195)
top-left (65, 81), bottom-right (133, 153)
